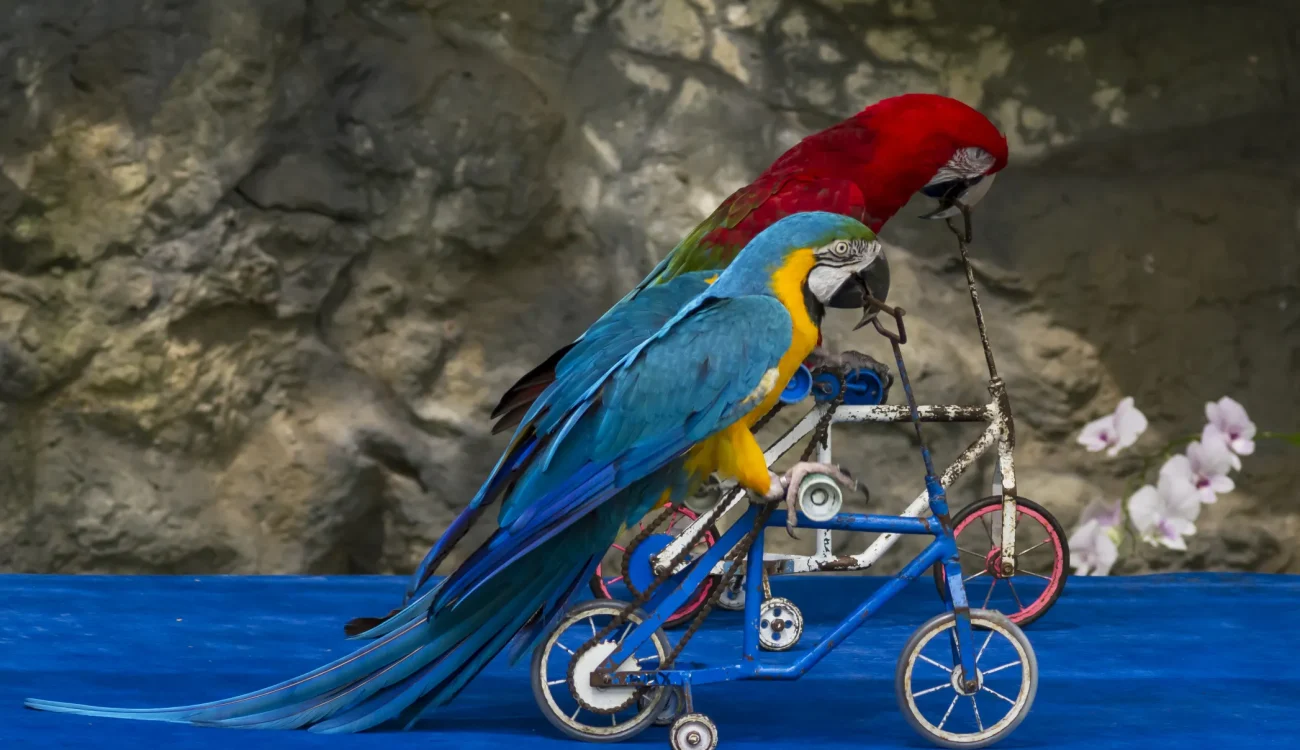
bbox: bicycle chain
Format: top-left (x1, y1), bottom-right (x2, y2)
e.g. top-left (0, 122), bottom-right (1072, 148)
top-left (564, 371), bottom-right (848, 715)
top-left (618, 503), bottom-right (675, 601)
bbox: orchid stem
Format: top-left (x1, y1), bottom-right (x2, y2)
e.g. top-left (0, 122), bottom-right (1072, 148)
top-left (1258, 431), bottom-right (1300, 446)
top-left (1122, 433), bottom-right (1197, 497)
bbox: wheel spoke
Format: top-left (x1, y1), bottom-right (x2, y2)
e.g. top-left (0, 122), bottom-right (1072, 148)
top-left (981, 660), bottom-right (1021, 677)
top-left (547, 678), bottom-right (566, 686)
top-left (912, 683), bottom-right (951, 698)
top-left (982, 578), bottom-right (997, 608)
top-left (970, 695), bottom-right (984, 732)
top-left (1015, 539), bottom-right (1052, 557)
top-left (611, 714), bottom-right (618, 726)
top-left (571, 706), bottom-right (581, 721)
top-left (964, 570), bottom-right (987, 583)
top-left (556, 642), bottom-right (574, 655)
top-left (1006, 579), bottom-right (1025, 610)
top-left (938, 694), bottom-right (960, 730)
top-left (982, 686), bottom-right (1017, 705)
top-left (975, 630), bottom-right (995, 664)
top-left (588, 617), bottom-right (597, 636)
top-left (979, 514), bottom-right (994, 545)
top-left (612, 544), bottom-right (627, 553)
top-left (1022, 571), bottom-right (1053, 581)
top-left (917, 654), bottom-right (952, 673)
top-left (607, 576), bottom-right (624, 586)
top-left (958, 546), bottom-right (988, 558)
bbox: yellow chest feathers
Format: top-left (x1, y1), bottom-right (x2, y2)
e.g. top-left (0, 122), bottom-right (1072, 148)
top-left (739, 247), bottom-right (820, 427)
top-left (681, 248), bottom-right (822, 497)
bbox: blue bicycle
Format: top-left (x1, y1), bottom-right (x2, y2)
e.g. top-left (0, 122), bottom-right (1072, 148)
top-left (531, 304), bottom-right (1038, 750)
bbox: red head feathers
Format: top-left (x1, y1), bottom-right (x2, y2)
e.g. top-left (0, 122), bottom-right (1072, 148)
top-left (764, 93), bottom-right (1010, 232)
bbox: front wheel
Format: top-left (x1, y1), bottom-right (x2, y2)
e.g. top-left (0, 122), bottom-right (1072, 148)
top-left (896, 609), bottom-right (1037, 749)
top-left (932, 496), bottom-right (1068, 627)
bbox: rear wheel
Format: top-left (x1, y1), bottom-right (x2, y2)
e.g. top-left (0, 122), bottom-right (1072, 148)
top-left (589, 503), bottom-right (720, 629)
top-left (932, 496), bottom-right (1069, 628)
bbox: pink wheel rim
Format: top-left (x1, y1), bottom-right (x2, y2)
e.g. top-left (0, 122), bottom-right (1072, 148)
top-left (952, 503), bottom-right (1065, 624)
top-left (594, 504), bottom-right (718, 622)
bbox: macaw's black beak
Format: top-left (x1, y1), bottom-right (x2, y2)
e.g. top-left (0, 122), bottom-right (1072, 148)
top-left (918, 172), bottom-right (996, 221)
top-left (826, 253), bottom-right (890, 310)
top-left (920, 174), bottom-right (995, 244)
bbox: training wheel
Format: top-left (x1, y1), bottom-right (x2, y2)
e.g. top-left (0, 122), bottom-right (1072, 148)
top-left (531, 600), bottom-right (672, 742)
top-left (757, 597), bottom-right (803, 652)
top-left (932, 496), bottom-right (1069, 627)
top-left (896, 609), bottom-right (1037, 749)
top-left (669, 713), bottom-right (718, 750)
top-left (590, 503), bottom-right (721, 629)
top-left (716, 575), bottom-right (746, 611)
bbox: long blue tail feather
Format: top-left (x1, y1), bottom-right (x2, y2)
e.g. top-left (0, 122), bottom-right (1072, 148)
top-left (505, 550), bottom-right (604, 666)
top-left (348, 585), bottom-right (439, 641)
top-left (24, 503), bottom-right (631, 733)
top-left (25, 612), bottom-right (434, 722)
top-left (436, 481), bottom-right (622, 612)
top-left (310, 582), bottom-right (554, 734)
top-left (201, 583), bottom-right (520, 729)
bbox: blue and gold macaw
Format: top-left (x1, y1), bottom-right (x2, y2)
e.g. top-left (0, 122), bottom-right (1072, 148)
top-left (25, 211), bottom-right (890, 733)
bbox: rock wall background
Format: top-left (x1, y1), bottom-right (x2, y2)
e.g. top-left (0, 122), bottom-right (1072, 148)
top-left (0, 0), bottom-right (1296, 576)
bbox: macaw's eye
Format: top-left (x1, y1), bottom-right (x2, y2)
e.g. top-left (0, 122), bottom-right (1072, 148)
top-left (832, 240), bottom-right (850, 256)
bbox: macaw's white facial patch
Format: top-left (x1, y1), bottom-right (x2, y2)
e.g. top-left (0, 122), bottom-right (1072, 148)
top-left (807, 265), bottom-right (849, 303)
top-left (926, 146), bottom-right (997, 186)
top-left (807, 237), bottom-right (886, 305)
top-left (811, 237), bottom-right (882, 268)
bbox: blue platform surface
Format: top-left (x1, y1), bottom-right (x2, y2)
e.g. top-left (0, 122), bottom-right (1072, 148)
top-left (2, 573), bottom-right (1297, 749)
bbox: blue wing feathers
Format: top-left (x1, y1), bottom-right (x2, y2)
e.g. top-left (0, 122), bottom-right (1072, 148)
top-left (521, 272), bottom-right (712, 436)
top-left (405, 275), bottom-right (711, 596)
top-left (439, 296), bottom-right (791, 615)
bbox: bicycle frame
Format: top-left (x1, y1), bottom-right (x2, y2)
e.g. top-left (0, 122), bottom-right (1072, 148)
top-left (593, 477), bottom-right (981, 690)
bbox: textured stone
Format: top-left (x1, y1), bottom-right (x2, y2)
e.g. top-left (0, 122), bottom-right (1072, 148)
top-left (0, 0), bottom-right (1297, 577)
top-left (0, 340), bottom-right (39, 401)
top-left (611, 0), bottom-right (707, 60)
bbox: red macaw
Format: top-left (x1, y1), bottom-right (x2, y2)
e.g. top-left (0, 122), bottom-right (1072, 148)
top-left (490, 93), bottom-right (1009, 434)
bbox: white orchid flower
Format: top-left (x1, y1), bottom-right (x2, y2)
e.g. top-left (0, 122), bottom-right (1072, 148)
top-left (1068, 498), bottom-right (1122, 576)
top-left (1205, 396), bottom-right (1256, 461)
top-left (1161, 427), bottom-right (1237, 504)
top-left (1127, 465), bottom-right (1201, 551)
top-left (1077, 397), bottom-right (1149, 457)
